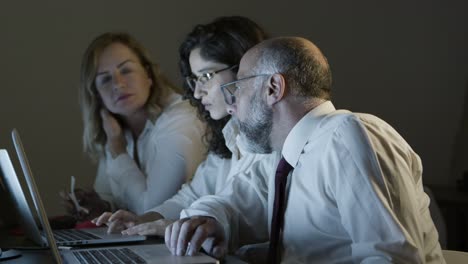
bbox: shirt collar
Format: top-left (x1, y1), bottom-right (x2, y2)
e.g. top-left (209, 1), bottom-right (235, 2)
top-left (282, 101), bottom-right (336, 167)
top-left (222, 118), bottom-right (242, 159)
top-left (124, 119), bottom-right (154, 147)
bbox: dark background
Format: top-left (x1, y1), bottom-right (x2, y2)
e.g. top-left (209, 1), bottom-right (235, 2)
top-left (0, 0), bottom-right (467, 218)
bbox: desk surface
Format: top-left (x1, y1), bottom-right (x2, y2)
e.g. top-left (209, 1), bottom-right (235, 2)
top-left (442, 250), bottom-right (468, 263)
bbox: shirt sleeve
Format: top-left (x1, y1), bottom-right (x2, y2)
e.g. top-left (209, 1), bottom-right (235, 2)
top-left (93, 158), bottom-right (116, 210)
top-left (147, 154), bottom-right (228, 220)
top-left (104, 107), bottom-right (206, 215)
top-left (181, 153), bottom-right (280, 251)
top-left (331, 116), bottom-right (430, 263)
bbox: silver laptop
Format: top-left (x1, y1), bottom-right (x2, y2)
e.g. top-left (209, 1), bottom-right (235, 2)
top-left (5, 130), bottom-right (219, 264)
top-left (3, 129), bottom-right (146, 247)
top-left (46, 224), bottom-right (219, 264)
top-left (59, 242), bottom-right (219, 264)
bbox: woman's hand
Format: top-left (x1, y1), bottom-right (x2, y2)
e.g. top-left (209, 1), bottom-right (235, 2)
top-left (122, 218), bottom-right (174, 236)
top-left (92, 209), bottom-right (139, 234)
top-left (100, 108), bottom-right (126, 158)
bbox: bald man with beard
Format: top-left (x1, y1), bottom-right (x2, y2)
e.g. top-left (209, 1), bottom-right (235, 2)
top-left (164, 37), bottom-right (445, 264)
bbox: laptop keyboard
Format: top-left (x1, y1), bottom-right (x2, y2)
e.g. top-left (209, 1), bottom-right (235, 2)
top-left (53, 229), bottom-right (100, 243)
top-left (73, 248), bottom-right (147, 264)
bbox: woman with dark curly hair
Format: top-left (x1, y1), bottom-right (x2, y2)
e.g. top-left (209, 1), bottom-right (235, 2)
top-left (93, 16), bottom-right (277, 240)
top-left (178, 16), bottom-right (266, 159)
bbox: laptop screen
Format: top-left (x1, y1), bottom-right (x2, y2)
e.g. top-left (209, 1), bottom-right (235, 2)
top-left (0, 149), bottom-right (45, 247)
top-left (10, 129), bottom-right (63, 263)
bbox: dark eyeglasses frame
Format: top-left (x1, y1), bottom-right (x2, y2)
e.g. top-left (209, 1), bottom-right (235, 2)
top-left (220, 74), bottom-right (271, 105)
top-left (186, 65), bottom-right (238, 91)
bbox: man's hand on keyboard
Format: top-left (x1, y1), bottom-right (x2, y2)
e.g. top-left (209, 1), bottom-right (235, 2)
top-left (165, 216), bottom-right (227, 258)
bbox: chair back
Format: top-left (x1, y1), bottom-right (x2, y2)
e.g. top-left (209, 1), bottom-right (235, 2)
top-left (424, 186), bottom-right (447, 249)
top-left (443, 250), bottom-right (468, 264)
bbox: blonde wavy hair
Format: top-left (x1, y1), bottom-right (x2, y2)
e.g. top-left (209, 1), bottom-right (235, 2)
top-left (79, 32), bottom-right (178, 161)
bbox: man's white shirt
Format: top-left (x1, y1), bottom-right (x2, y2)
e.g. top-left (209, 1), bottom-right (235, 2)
top-left (150, 118), bottom-right (279, 221)
top-left (182, 101), bottom-right (444, 263)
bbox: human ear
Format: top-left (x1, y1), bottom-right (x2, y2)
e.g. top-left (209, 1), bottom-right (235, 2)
top-left (147, 77), bottom-right (153, 88)
top-left (266, 73), bottom-right (286, 106)
top-left (145, 66), bottom-right (153, 87)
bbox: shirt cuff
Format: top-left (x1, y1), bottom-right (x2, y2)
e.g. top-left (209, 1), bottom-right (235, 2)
top-left (147, 201), bottom-right (182, 220)
top-left (181, 207), bottom-right (234, 251)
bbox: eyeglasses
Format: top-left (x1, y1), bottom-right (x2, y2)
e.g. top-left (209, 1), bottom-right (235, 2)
top-left (185, 65), bottom-right (238, 91)
top-left (220, 74), bottom-right (270, 105)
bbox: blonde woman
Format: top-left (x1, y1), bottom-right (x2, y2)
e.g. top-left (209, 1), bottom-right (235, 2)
top-left (64, 32), bottom-right (206, 221)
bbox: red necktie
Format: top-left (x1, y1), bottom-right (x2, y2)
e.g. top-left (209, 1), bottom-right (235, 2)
top-left (268, 157), bottom-right (294, 264)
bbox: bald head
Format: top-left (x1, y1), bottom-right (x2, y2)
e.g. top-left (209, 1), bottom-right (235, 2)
top-left (244, 37), bottom-right (332, 99)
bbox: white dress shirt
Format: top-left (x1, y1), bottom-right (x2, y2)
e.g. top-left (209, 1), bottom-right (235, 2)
top-left (94, 94), bottom-right (207, 215)
top-left (149, 118), bottom-right (279, 220)
top-left (182, 101), bottom-right (444, 263)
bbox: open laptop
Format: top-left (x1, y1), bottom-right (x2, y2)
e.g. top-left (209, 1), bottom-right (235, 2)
top-left (1, 146), bottom-right (219, 263)
top-left (57, 240), bottom-right (219, 264)
top-left (2, 129), bottom-right (146, 247)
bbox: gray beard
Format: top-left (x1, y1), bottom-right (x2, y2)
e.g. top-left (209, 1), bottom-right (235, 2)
top-left (236, 92), bottom-right (273, 154)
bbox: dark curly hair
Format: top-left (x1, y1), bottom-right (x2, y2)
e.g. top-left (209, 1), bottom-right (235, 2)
top-left (179, 16), bottom-right (268, 158)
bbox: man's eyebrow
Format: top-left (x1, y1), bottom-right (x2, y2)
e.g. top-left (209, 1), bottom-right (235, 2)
top-left (96, 59), bottom-right (135, 76)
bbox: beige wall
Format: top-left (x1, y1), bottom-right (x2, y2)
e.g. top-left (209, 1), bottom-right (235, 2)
top-left (0, 0), bottom-right (467, 216)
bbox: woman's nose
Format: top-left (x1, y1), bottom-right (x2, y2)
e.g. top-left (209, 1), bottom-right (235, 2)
top-left (193, 83), bottom-right (205, 100)
top-left (112, 73), bottom-right (124, 91)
